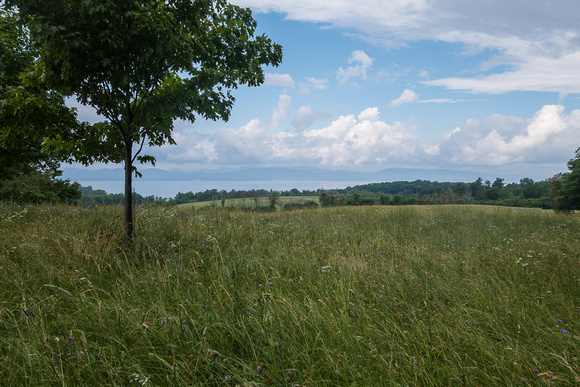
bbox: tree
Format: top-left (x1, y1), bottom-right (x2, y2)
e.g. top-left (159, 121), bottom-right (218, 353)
top-left (7, 0), bottom-right (282, 241)
top-left (555, 148), bottom-right (580, 212)
top-left (0, 9), bottom-right (82, 202)
top-left (268, 190), bottom-right (279, 210)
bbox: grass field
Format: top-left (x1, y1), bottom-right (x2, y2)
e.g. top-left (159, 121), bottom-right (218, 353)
top-left (0, 204), bottom-right (578, 385)
top-left (177, 195), bottom-right (318, 209)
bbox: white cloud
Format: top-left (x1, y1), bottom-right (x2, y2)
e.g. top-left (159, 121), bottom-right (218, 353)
top-left (232, 0), bottom-right (580, 93)
top-left (277, 107), bottom-right (419, 166)
top-left (153, 103), bottom-right (580, 175)
top-left (264, 73), bottom-right (296, 88)
top-left (337, 50), bottom-right (373, 85)
top-left (298, 77), bottom-right (328, 94)
top-left (435, 105), bottom-right (580, 166)
top-left (206, 105), bottom-right (419, 166)
top-left (271, 94), bottom-right (292, 128)
top-left (291, 105), bottom-right (338, 130)
top-left (388, 89), bottom-right (419, 107)
top-left (422, 51), bottom-right (580, 94)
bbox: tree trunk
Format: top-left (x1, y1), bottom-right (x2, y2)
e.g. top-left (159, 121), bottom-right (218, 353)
top-left (124, 140), bottom-right (133, 242)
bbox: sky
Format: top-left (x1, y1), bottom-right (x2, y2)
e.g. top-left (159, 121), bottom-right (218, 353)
top-left (69, 0), bottom-right (580, 183)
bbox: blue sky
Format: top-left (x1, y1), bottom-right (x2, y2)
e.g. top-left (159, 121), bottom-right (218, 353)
top-left (70, 0), bottom-right (580, 182)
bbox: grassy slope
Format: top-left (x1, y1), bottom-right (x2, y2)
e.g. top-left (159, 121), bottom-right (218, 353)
top-left (0, 204), bottom-right (578, 386)
top-left (177, 195), bottom-right (318, 209)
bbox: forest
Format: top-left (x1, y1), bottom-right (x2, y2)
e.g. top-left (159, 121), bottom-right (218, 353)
top-left (77, 175), bottom-right (555, 210)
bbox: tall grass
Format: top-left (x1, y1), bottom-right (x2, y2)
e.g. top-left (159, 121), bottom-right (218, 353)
top-left (0, 203), bottom-right (578, 385)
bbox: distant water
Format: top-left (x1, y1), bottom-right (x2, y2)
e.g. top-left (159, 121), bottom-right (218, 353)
top-left (77, 180), bottom-right (375, 198)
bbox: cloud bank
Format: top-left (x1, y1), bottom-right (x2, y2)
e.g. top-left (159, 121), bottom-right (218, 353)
top-left (156, 95), bottom-right (580, 175)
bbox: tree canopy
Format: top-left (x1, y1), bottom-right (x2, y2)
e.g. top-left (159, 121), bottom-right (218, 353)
top-left (0, 9), bottom-right (82, 203)
top-left (5, 0), bottom-right (282, 239)
top-left (555, 147), bottom-right (580, 212)
top-left (0, 9), bottom-right (82, 180)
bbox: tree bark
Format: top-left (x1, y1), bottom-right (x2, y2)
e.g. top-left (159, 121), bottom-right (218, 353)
top-left (124, 140), bottom-right (133, 242)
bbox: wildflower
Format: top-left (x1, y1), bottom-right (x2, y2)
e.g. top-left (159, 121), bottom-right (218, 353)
top-left (521, 377), bottom-right (526, 382)
top-left (257, 366), bottom-right (262, 371)
top-left (224, 375), bottom-right (231, 382)
top-left (67, 335), bottom-right (74, 340)
top-left (285, 376), bottom-right (291, 381)
top-left (547, 370), bottom-right (553, 376)
top-left (561, 329), bottom-right (569, 334)
top-left (273, 342), bottom-right (280, 347)
top-left (556, 319), bottom-right (563, 323)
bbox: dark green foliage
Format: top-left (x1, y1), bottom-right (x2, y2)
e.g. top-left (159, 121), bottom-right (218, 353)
top-left (379, 193), bottom-right (391, 205)
top-left (1, 9), bottom-right (85, 203)
top-left (318, 192), bottom-right (337, 207)
top-left (0, 168), bottom-right (80, 204)
top-left (555, 148), bottom-right (580, 212)
top-left (77, 186), bottom-right (174, 207)
top-left (267, 189), bottom-right (279, 210)
top-left (392, 193), bottom-right (406, 205)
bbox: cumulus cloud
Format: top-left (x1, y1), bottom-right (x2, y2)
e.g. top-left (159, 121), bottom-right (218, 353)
top-left (153, 101), bottom-right (580, 174)
top-left (388, 89), bottom-right (419, 107)
top-left (156, 125), bottom-right (217, 163)
top-left (232, 0), bottom-right (580, 93)
top-left (264, 73), bottom-right (296, 88)
top-left (435, 105), bottom-right (580, 166)
top-left (204, 106), bottom-right (419, 166)
top-left (337, 50), bottom-right (373, 85)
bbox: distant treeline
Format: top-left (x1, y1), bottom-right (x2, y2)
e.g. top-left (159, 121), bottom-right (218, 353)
top-left (318, 177), bottom-right (554, 209)
top-left (171, 177), bottom-right (555, 209)
top-left (174, 187), bottom-right (318, 204)
top-left (78, 186), bottom-right (174, 206)
top-left (78, 176), bottom-right (556, 210)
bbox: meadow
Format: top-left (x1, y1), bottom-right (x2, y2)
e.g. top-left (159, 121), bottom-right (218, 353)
top-left (0, 203), bottom-right (578, 386)
top-left (176, 196), bottom-right (318, 209)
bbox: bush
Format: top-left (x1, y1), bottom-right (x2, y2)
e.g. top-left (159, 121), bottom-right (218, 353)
top-left (282, 200), bottom-right (319, 211)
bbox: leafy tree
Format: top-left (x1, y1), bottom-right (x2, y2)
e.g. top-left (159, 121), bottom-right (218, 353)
top-left (268, 190), bottom-right (279, 210)
top-left (392, 194), bottom-right (405, 205)
top-left (555, 148), bottom-right (580, 212)
top-left (7, 0), bottom-right (282, 240)
top-left (379, 194), bottom-right (391, 205)
top-left (520, 178), bottom-right (539, 199)
top-left (0, 9), bottom-right (82, 202)
top-left (487, 177), bottom-right (504, 201)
